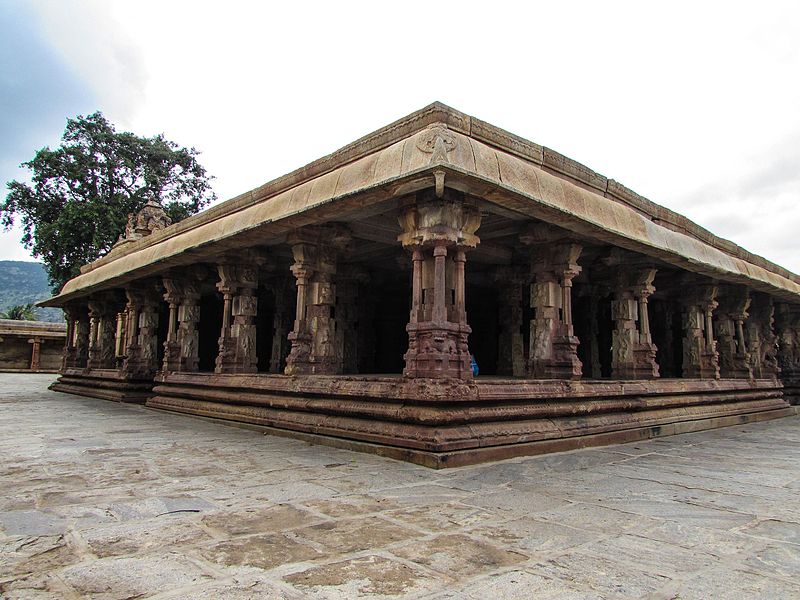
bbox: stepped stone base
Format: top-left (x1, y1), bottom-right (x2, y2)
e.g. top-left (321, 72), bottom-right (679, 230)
top-left (50, 368), bottom-right (154, 404)
top-left (135, 373), bottom-right (794, 467)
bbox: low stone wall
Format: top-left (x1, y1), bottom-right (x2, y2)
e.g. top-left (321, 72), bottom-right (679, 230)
top-left (0, 319), bottom-right (66, 373)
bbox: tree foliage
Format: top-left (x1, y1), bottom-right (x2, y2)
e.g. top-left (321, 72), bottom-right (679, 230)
top-left (0, 303), bottom-right (37, 321)
top-left (1, 112), bottom-right (216, 291)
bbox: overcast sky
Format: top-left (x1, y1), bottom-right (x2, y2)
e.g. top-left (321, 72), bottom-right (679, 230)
top-left (2, 1), bottom-right (799, 272)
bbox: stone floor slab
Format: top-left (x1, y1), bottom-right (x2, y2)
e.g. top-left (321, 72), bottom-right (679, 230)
top-left (2, 373), bottom-right (800, 598)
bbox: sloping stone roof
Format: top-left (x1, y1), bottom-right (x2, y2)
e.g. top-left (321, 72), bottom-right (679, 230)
top-left (41, 102), bottom-right (800, 305)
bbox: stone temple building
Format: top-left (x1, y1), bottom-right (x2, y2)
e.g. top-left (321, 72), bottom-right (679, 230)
top-left (41, 103), bottom-right (800, 467)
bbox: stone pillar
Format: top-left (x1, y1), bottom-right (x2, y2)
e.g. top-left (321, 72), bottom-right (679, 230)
top-left (269, 275), bottom-right (294, 374)
top-left (73, 308), bottom-right (90, 368)
top-left (522, 235), bottom-right (583, 380)
top-left (747, 293), bottom-right (779, 379)
top-left (715, 286), bottom-right (753, 379)
top-left (611, 268), bottom-right (659, 379)
top-left (160, 274), bottom-right (203, 373)
top-left (398, 191), bottom-right (481, 380)
top-left (62, 304), bottom-right (88, 369)
top-left (28, 337), bottom-right (42, 371)
top-left (216, 260), bottom-right (261, 374)
top-left (495, 267), bottom-right (525, 377)
top-left (285, 227), bottom-right (350, 375)
top-left (122, 282), bottom-right (162, 379)
top-left (88, 297), bottom-right (118, 369)
top-left (586, 290), bottom-right (602, 379)
top-left (357, 278), bottom-right (377, 374)
top-left (162, 278), bottom-right (182, 372)
top-left (681, 284), bottom-right (720, 379)
top-left (337, 265), bottom-right (367, 374)
top-left (178, 279), bottom-right (203, 373)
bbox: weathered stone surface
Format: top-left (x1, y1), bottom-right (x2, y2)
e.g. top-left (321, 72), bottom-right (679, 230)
top-left (393, 533), bottom-right (527, 578)
top-left (199, 532), bottom-right (325, 570)
top-left (284, 554), bottom-right (444, 598)
top-left (3, 374), bottom-right (800, 598)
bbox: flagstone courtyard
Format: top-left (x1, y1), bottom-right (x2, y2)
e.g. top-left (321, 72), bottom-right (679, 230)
top-left (1, 373), bottom-right (800, 599)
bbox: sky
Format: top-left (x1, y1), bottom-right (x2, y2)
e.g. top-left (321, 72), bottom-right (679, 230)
top-left (2, 0), bottom-right (799, 272)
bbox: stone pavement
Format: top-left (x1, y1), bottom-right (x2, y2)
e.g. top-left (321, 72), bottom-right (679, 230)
top-left (2, 374), bottom-right (800, 599)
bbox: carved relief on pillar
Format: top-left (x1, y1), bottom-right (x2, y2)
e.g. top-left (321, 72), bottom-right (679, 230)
top-left (162, 270), bottom-right (203, 373)
top-left (337, 265), bottom-right (368, 374)
top-left (747, 293), bottom-right (779, 379)
top-left (611, 268), bottom-right (659, 380)
top-left (269, 274), bottom-right (294, 374)
top-left (122, 282), bottom-right (163, 379)
top-left (285, 226), bottom-right (351, 375)
top-left (715, 286), bottom-right (753, 379)
top-left (216, 253), bottom-right (265, 374)
top-left (494, 266), bottom-right (526, 377)
top-left (680, 283), bottom-right (720, 379)
top-left (775, 303), bottom-right (800, 380)
top-left (398, 190), bottom-right (481, 380)
top-left (63, 304), bottom-right (89, 369)
top-left (88, 294), bottom-right (121, 369)
top-left (520, 225), bottom-right (583, 380)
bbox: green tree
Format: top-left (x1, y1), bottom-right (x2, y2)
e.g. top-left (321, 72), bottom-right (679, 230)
top-left (0, 303), bottom-right (37, 320)
top-left (1, 112), bottom-right (216, 292)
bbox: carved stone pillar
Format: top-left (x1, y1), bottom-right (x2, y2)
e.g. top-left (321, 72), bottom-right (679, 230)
top-left (162, 278), bottom-right (182, 372)
top-left (611, 268), bottom-right (659, 379)
top-left (775, 302), bottom-right (800, 404)
top-left (681, 284), bottom-right (720, 379)
top-left (161, 273), bottom-right (203, 373)
top-left (216, 260), bottom-right (260, 374)
top-left (177, 279), bottom-right (202, 372)
top-left (337, 266), bottom-right (367, 374)
top-left (73, 308), bottom-right (90, 368)
top-left (88, 296), bottom-right (118, 369)
top-left (747, 293), bottom-right (779, 379)
top-left (715, 286), bottom-right (753, 379)
top-left (62, 304), bottom-right (88, 369)
top-left (521, 231), bottom-right (583, 380)
top-left (495, 267), bottom-right (525, 377)
top-left (357, 278), bottom-right (377, 374)
top-left (285, 227), bottom-right (349, 375)
top-left (398, 191), bottom-right (480, 380)
top-left (269, 275), bottom-right (294, 374)
top-left (123, 283), bottom-right (162, 379)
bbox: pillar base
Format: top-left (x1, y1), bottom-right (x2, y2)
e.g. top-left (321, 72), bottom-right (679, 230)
top-left (529, 336), bottom-right (582, 379)
top-left (404, 322), bottom-right (472, 380)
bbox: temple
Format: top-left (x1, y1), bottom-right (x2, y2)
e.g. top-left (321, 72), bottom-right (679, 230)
top-left (41, 103), bottom-right (800, 467)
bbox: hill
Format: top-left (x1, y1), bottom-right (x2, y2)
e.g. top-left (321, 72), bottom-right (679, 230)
top-left (0, 261), bottom-right (63, 322)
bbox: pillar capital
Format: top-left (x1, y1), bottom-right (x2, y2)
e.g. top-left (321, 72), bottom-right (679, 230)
top-left (397, 190), bottom-right (480, 250)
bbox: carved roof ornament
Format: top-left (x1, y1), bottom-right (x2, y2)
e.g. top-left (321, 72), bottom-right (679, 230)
top-left (416, 125), bottom-right (457, 163)
top-left (115, 198), bottom-right (172, 247)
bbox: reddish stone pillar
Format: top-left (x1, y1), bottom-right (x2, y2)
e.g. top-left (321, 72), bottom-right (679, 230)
top-left (398, 192), bottom-right (481, 380)
top-left (28, 337), bottom-right (42, 371)
top-left (715, 286), bottom-right (753, 379)
top-left (681, 284), bottom-right (720, 379)
top-left (522, 236), bottom-right (583, 380)
top-left (216, 259), bottom-right (261, 374)
top-left (62, 304), bottom-right (88, 369)
top-left (495, 267), bottom-right (525, 377)
top-left (269, 275), bottom-right (294, 374)
top-left (285, 227), bottom-right (350, 375)
top-left (747, 293), bottom-right (779, 379)
top-left (611, 268), bottom-right (659, 379)
top-left (123, 283), bottom-right (162, 379)
top-left (88, 296), bottom-right (119, 369)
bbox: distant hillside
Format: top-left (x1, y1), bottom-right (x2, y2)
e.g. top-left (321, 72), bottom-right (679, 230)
top-left (0, 261), bottom-right (63, 323)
